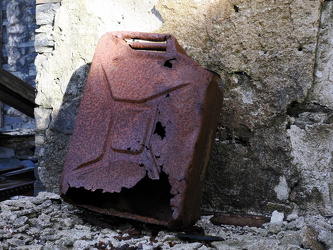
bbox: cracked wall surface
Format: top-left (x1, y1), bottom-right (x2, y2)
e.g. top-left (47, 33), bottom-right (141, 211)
top-left (35, 0), bottom-right (333, 216)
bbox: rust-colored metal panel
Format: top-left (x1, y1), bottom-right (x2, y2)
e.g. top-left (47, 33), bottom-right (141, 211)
top-left (60, 31), bottom-right (223, 229)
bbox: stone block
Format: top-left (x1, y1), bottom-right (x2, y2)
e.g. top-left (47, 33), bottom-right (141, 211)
top-left (37, 0), bottom-right (61, 4)
top-left (311, 1), bottom-right (333, 109)
top-left (0, 159), bottom-right (23, 173)
top-left (35, 108), bottom-right (52, 131)
top-left (34, 33), bottom-right (54, 48)
top-left (301, 226), bottom-right (326, 250)
top-left (270, 211), bottom-right (285, 223)
top-left (35, 46), bottom-right (54, 54)
top-left (0, 147), bottom-right (15, 158)
top-left (36, 3), bottom-right (60, 26)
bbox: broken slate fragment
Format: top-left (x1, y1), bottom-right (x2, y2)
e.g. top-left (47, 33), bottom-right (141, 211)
top-left (0, 159), bottom-right (23, 173)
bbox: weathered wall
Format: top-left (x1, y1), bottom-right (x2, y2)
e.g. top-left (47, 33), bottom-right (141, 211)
top-left (35, 0), bottom-right (333, 217)
top-left (0, 0), bottom-right (36, 132)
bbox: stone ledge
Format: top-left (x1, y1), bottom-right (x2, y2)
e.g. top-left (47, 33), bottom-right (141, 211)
top-left (36, 0), bottom-right (61, 4)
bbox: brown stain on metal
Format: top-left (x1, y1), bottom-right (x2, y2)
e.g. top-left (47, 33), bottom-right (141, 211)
top-left (60, 31), bottom-right (223, 229)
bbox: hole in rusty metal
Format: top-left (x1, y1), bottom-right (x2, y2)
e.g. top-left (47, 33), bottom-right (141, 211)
top-left (164, 58), bottom-right (176, 68)
top-left (166, 94), bottom-right (170, 98)
top-left (154, 121), bottom-right (166, 139)
top-left (66, 172), bottom-right (173, 221)
top-left (164, 61), bottom-right (173, 68)
top-left (139, 163), bottom-right (145, 167)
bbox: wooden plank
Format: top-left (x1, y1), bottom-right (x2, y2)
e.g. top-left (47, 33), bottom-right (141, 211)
top-left (202, 210), bottom-right (270, 227)
top-left (0, 68), bottom-right (35, 118)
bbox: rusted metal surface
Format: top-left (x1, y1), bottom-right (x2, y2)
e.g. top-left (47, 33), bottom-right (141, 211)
top-left (60, 31), bottom-right (223, 229)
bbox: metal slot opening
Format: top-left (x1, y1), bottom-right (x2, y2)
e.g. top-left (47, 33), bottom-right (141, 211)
top-left (125, 39), bottom-right (167, 53)
top-left (65, 172), bottom-right (174, 221)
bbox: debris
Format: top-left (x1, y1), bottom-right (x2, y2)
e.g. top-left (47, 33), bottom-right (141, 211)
top-left (270, 210), bottom-right (284, 223)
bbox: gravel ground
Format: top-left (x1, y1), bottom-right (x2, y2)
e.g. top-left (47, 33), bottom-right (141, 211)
top-left (0, 192), bottom-right (332, 250)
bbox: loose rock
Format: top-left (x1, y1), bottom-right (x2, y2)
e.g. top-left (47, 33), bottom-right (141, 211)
top-left (1, 192), bottom-right (332, 249)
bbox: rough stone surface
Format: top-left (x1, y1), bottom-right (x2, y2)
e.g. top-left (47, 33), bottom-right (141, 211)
top-left (0, 0), bottom-right (36, 133)
top-left (0, 147), bottom-right (15, 159)
top-left (311, 1), bottom-right (333, 109)
top-left (0, 158), bottom-right (22, 172)
top-left (34, 0), bottom-right (333, 218)
top-left (0, 193), bottom-right (332, 250)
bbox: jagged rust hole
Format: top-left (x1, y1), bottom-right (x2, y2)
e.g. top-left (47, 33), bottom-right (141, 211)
top-left (154, 121), bottom-right (166, 139)
top-left (66, 172), bottom-right (173, 221)
top-left (164, 58), bottom-right (176, 68)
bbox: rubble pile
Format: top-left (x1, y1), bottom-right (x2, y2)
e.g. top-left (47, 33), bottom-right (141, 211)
top-left (0, 193), bottom-right (332, 249)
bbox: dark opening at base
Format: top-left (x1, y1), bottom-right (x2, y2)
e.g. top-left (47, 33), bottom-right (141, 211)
top-left (66, 172), bottom-right (174, 222)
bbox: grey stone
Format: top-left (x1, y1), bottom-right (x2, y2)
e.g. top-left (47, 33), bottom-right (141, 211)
top-left (34, 33), bottom-right (54, 48)
top-left (6, 238), bottom-right (26, 247)
top-left (248, 239), bottom-right (281, 250)
top-left (311, 1), bottom-right (333, 109)
top-left (36, 3), bottom-right (60, 25)
top-left (13, 216), bottom-right (28, 228)
top-left (265, 222), bottom-right (286, 234)
top-left (37, 0), bottom-right (61, 4)
top-left (301, 226), bottom-right (326, 250)
top-left (34, 108), bottom-right (52, 131)
top-left (0, 158), bottom-right (23, 172)
top-left (0, 147), bottom-right (15, 158)
top-left (20, 160), bottom-right (35, 169)
top-left (270, 210), bottom-right (284, 223)
top-left (318, 230), bottom-right (333, 249)
top-left (279, 231), bottom-right (302, 247)
top-left (286, 213), bottom-right (299, 222)
top-left (35, 46), bottom-right (54, 53)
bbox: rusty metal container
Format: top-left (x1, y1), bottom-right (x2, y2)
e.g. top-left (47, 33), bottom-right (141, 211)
top-left (60, 31), bottom-right (223, 229)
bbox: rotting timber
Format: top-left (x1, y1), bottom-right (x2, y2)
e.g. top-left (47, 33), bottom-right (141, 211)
top-left (0, 68), bottom-right (36, 118)
top-left (60, 31), bottom-right (223, 229)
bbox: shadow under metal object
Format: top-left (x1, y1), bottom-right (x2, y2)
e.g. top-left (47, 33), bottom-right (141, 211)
top-left (60, 31), bottom-right (223, 229)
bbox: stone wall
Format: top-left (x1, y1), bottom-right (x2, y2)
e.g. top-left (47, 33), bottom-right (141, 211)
top-left (0, 0), bottom-right (37, 132)
top-left (35, 0), bottom-right (333, 217)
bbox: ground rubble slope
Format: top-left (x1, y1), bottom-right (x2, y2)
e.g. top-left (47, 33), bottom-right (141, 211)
top-left (0, 192), bottom-right (332, 250)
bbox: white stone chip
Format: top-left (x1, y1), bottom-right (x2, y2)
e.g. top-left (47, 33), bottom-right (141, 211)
top-left (270, 210), bottom-right (284, 223)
